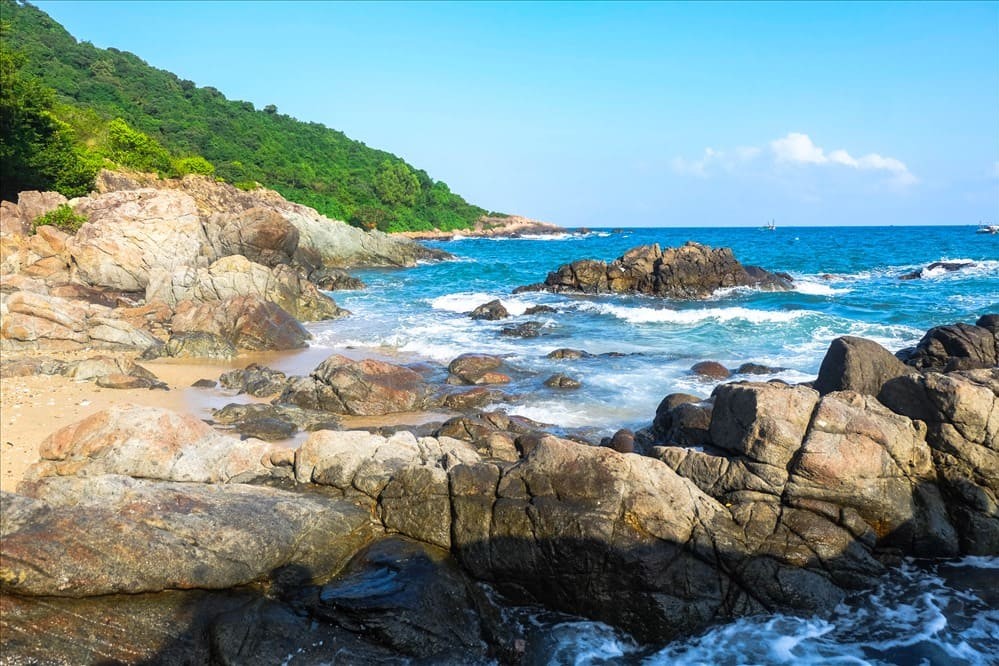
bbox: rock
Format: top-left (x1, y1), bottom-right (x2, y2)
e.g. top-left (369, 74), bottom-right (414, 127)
top-left (518, 242), bottom-right (792, 299)
top-left (279, 354), bottom-right (432, 416)
top-left (896, 321), bottom-right (998, 372)
top-left (690, 360), bottom-right (731, 380)
top-left (546, 347), bottom-right (593, 360)
top-left (49, 283), bottom-right (143, 308)
top-left (192, 378), bottom-right (217, 388)
top-left (500, 321), bottom-right (543, 338)
top-left (651, 393), bottom-right (712, 446)
top-left (148, 331), bottom-right (238, 360)
top-left (879, 369), bottom-right (999, 555)
top-left (212, 402), bottom-right (341, 434)
top-left (171, 295), bottom-right (310, 351)
top-left (94, 373), bottom-right (166, 390)
top-left (219, 363), bottom-right (288, 397)
top-left (2, 476), bottom-right (377, 596)
top-left (0, 356), bottom-right (65, 377)
top-left (524, 304), bottom-right (557, 315)
top-left (607, 428), bottom-right (635, 453)
top-left (447, 353), bottom-right (509, 385)
top-left (441, 387), bottom-right (508, 411)
top-left (814, 336), bottom-right (913, 396)
top-left (544, 373), bottom-right (582, 389)
top-left (147, 255), bottom-right (347, 322)
top-left (235, 418), bottom-right (297, 441)
top-left (15, 190), bottom-right (68, 224)
top-left (736, 362), bottom-right (786, 375)
top-left (977, 313), bottom-right (999, 335)
top-left (898, 261), bottom-right (975, 280)
top-left (208, 206), bottom-right (300, 267)
top-left (60, 355), bottom-right (157, 382)
top-left (309, 267), bottom-right (365, 291)
top-left (67, 188), bottom-right (207, 291)
top-left (0, 200), bottom-right (30, 237)
top-left (469, 299), bottom-right (509, 320)
top-left (23, 404), bottom-right (289, 484)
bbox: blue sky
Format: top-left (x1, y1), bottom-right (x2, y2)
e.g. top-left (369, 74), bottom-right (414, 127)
top-left (34, 1), bottom-right (999, 227)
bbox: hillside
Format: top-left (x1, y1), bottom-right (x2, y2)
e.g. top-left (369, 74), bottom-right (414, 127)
top-left (1, 0), bottom-right (492, 231)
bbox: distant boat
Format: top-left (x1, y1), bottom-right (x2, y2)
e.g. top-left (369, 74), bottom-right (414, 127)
top-left (976, 223), bottom-right (999, 235)
top-left (760, 219), bottom-right (776, 231)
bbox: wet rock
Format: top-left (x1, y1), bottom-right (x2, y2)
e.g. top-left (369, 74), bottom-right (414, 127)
top-left (544, 373), bottom-right (582, 389)
top-left (279, 354), bottom-right (431, 416)
top-left (607, 428), bottom-right (635, 453)
top-left (447, 353), bottom-right (510, 385)
top-left (309, 267), bottom-right (365, 291)
top-left (192, 378), bottom-right (217, 388)
top-left (895, 321), bottom-right (998, 373)
top-left (469, 299), bottom-right (509, 320)
top-left (500, 320), bottom-right (543, 338)
top-left (171, 295), bottom-right (310, 351)
top-left (2, 476), bottom-right (377, 596)
top-left (524, 304), bottom-right (556, 315)
top-left (651, 393), bottom-right (712, 446)
top-left (236, 418), bottom-right (297, 441)
top-left (690, 360), bottom-right (731, 380)
top-left (546, 348), bottom-right (593, 360)
top-left (898, 261), bottom-right (975, 280)
top-left (212, 402), bottom-right (341, 433)
top-left (441, 387), bottom-right (508, 411)
top-left (219, 363), bottom-right (288, 397)
top-left (518, 242), bottom-right (792, 299)
top-left (736, 362), bottom-right (786, 375)
top-left (814, 336), bottom-right (913, 397)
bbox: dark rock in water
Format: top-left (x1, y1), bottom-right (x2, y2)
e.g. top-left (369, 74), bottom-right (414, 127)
top-left (442, 387), bottom-right (508, 411)
top-left (544, 373), bottom-right (582, 389)
top-left (212, 402), bottom-right (342, 432)
top-left (896, 321), bottom-right (998, 372)
top-left (191, 378), bottom-right (217, 388)
top-left (736, 362), bottom-right (786, 375)
top-left (312, 537), bottom-right (510, 661)
top-left (607, 429), bottom-right (635, 453)
top-left (516, 242), bottom-right (793, 299)
top-left (500, 321), bottom-right (543, 338)
top-left (469, 299), bottom-right (509, 320)
top-left (143, 331), bottom-right (238, 360)
top-left (524, 304), bottom-right (556, 315)
top-left (237, 417), bottom-right (297, 441)
top-left (309, 267), bottom-right (365, 291)
top-left (690, 360), bottom-right (731, 380)
top-left (447, 353), bottom-right (510, 385)
top-left (278, 354), bottom-right (431, 416)
top-left (814, 336), bottom-right (912, 397)
top-left (651, 393), bottom-right (706, 442)
top-left (219, 363), bottom-right (288, 397)
top-left (878, 368), bottom-right (999, 555)
top-left (898, 261), bottom-right (975, 280)
top-left (547, 347), bottom-right (592, 360)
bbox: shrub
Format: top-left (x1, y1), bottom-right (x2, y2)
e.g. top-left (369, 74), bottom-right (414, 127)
top-left (33, 204), bottom-right (87, 233)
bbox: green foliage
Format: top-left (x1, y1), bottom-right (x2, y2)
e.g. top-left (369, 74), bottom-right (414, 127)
top-left (173, 155), bottom-right (215, 176)
top-left (0, 20), bottom-right (96, 200)
top-left (33, 203), bottom-right (87, 232)
top-left (2, 1), bottom-right (495, 230)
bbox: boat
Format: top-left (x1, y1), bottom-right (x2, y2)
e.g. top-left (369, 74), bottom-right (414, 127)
top-left (761, 219), bottom-right (776, 231)
top-left (976, 223), bottom-right (999, 234)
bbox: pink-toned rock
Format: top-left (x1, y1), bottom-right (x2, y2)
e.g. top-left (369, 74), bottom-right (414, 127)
top-left (170, 295), bottom-right (310, 351)
top-left (16, 191), bottom-right (68, 224)
top-left (0, 200), bottom-right (30, 237)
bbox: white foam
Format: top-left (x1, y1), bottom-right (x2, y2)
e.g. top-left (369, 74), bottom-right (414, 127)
top-left (428, 292), bottom-right (502, 313)
top-left (792, 280), bottom-right (852, 296)
top-left (579, 302), bottom-right (816, 325)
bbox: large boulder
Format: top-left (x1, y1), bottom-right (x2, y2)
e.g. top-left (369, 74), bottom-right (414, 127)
top-left (814, 335), bottom-right (913, 396)
top-left (1, 476), bottom-right (377, 597)
top-left (23, 404), bottom-right (289, 484)
top-left (206, 206), bottom-right (299, 267)
top-left (147, 255), bottom-right (347, 321)
top-left (516, 242), bottom-right (792, 298)
top-left (896, 320), bottom-right (998, 372)
top-left (67, 188), bottom-right (208, 291)
top-left (447, 353), bottom-right (510, 385)
top-left (171, 295), bottom-right (310, 351)
top-left (279, 354), bottom-right (433, 415)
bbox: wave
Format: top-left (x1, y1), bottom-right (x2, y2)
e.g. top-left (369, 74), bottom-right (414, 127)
top-left (578, 302), bottom-right (817, 325)
top-left (792, 280), bottom-right (852, 296)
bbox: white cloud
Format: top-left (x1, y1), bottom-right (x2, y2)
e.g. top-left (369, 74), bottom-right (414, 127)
top-left (670, 146), bottom-right (761, 177)
top-left (770, 132), bottom-right (917, 185)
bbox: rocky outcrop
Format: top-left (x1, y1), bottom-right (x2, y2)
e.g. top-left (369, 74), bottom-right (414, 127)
top-left (896, 318), bottom-right (998, 372)
top-left (219, 363), bottom-right (289, 397)
top-left (279, 354), bottom-right (433, 416)
top-left (447, 353), bottom-right (511, 385)
top-left (469, 299), bottom-right (509, 320)
top-left (516, 242), bottom-right (793, 298)
top-left (147, 255), bottom-right (346, 322)
top-left (205, 206), bottom-right (299, 267)
top-left (171, 295), bottom-right (310, 351)
top-left (147, 331), bottom-right (237, 360)
top-left (814, 335), bottom-right (913, 396)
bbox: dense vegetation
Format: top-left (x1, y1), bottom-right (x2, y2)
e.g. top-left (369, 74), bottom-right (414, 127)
top-left (1, 0), bottom-right (492, 231)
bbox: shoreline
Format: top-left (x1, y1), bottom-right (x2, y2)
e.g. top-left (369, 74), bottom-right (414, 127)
top-left (391, 214), bottom-right (571, 241)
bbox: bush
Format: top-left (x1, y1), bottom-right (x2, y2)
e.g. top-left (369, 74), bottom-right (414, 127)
top-left (33, 204), bottom-right (87, 233)
top-left (173, 155), bottom-right (215, 176)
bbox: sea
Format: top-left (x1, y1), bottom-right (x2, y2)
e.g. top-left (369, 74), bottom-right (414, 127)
top-left (305, 225), bottom-right (998, 665)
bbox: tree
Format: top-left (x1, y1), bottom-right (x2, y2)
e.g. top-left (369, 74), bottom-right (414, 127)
top-left (373, 160), bottom-right (419, 207)
top-left (103, 117), bottom-right (172, 174)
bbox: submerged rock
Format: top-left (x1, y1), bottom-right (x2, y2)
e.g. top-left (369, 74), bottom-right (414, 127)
top-left (469, 299), bottom-right (509, 320)
top-left (500, 321), bottom-right (543, 338)
top-left (447, 353), bottom-right (510, 385)
top-left (690, 360), bottom-right (731, 380)
top-left (544, 373), bottom-right (582, 389)
top-left (516, 241), bottom-right (792, 298)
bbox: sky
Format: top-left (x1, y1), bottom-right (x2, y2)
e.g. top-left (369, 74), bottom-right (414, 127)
top-left (33, 0), bottom-right (999, 227)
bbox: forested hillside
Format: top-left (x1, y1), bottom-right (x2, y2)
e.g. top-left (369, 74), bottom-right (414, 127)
top-left (1, 0), bottom-right (493, 231)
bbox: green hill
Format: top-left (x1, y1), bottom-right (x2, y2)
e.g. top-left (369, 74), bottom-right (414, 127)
top-left (0, 0), bottom-right (493, 231)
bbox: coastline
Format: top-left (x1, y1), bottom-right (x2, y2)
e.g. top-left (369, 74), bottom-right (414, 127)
top-left (391, 214), bottom-right (571, 240)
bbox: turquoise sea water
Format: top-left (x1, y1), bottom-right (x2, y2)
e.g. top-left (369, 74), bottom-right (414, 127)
top-left (299, 225), bottom-right (999, 664)
top-left (313, 225), bottom-right (998, 437)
